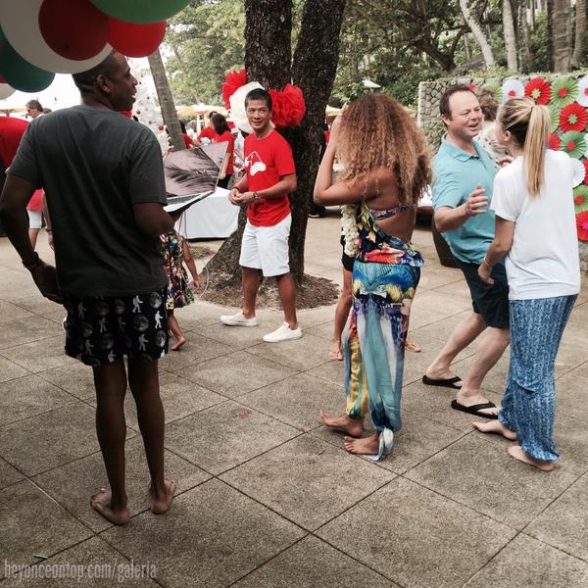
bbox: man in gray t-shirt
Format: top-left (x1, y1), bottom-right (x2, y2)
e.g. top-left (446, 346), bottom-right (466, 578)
top-left (0, 51), bottom-right (176, 525)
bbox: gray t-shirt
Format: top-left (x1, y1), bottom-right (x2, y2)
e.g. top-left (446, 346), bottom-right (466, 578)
top-left (10, 105), bottom-right (167, 297)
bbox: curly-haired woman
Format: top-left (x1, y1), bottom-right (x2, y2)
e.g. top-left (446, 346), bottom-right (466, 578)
top-left (314, 94), bottom-right (432, 460)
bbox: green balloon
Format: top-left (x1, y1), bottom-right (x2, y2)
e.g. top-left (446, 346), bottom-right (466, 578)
top-left (0, 43), bottom-right (54, 92)
top-left (88, 0), bottom-right (190, 24)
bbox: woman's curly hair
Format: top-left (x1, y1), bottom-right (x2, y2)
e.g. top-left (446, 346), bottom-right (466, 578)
top-left (337, 94), bottom-right (432, 205)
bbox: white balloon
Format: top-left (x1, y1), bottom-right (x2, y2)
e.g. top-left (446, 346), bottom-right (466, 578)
top-left (229, 81), bottom-right (263, 134)
top-left (0, 0), bottom-right (112, 74)
top-left (0, 84), bottom-right (16, 100)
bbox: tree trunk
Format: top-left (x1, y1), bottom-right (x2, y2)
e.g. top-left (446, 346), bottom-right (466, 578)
top-left (289, 0), bottom-right (347, 283)
top-left (206, 0), bottom-right (347, 287)
top-left (516, 0), bottom-right (533, 72)
top-left (549, 0), bottom-right (573, 72)
top-left (503, 0), bottom-right (519, 70)
top-left (148, 48), bottom-right (184, 152)
top-left (573, 0), bottom-right (586, 67)
top-left (459, 0), bottom-right (496, 68)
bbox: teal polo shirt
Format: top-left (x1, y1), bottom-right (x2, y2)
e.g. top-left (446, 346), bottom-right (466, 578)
top-left (433, 135), bottom-right (496, 264)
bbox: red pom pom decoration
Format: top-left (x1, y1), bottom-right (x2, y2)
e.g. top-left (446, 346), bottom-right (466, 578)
top-left (268, 84), bottom-right (306, 128)
top-left (222, 68), bottom-right (247, 110)
top-left (548, 133), bottom-right (561, 151)
top-left (576, 210), bottom-right (588, 241)
top-left (559, 103), bottom-right (588, 133)
top-left (524, 78), bottom-right (552, 105)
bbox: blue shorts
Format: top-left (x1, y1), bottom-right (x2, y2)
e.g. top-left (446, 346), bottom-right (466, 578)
top-left (63, 290), bottom-right (169, 367)
top-left (457, 260), bottom-right (509, 328)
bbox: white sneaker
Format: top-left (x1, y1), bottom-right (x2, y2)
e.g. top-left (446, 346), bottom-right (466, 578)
top-left (263, 322), bottom-right (302, 343)
top-left (220, 311), bottom-right (258, 327)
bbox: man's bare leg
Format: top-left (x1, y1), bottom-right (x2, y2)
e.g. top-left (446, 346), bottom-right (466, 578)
top-left (91, 360), bottom-right (130, 525)
top-left (456, 325), bottom-right (509, 416)
top-left (320, 410), bottom-right (363, 437)
top-left (507, 445), bottom-right (555, 471)
top-left (472, 419), bottom-right (517, 440)
top-left (128, 358), bottom-right (175, 515)
top-left (241, 267), bottom-right (261, 319)
top-left (276, 272), bottom-right (298, 329)
top-left (424, 312), bottom-right (486, 383)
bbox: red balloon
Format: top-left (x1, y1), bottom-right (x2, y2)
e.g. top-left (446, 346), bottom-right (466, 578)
top-left (39, 0), bottom-right (109, 61)
top-left (108, 19), bottom-right (166, 58)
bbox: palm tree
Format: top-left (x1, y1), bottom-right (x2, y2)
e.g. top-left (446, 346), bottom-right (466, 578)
top-left (148, 48), bottom-right (185, 151)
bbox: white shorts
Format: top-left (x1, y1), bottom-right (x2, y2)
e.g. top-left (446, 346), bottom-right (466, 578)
top-left (27, 209), bottom-right (43, 229)
top-left (239, 214), bottom-right (291, 277)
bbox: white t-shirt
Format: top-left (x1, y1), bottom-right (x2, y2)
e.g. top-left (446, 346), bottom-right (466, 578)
top-left (491, 149), bottom-right (581, 300)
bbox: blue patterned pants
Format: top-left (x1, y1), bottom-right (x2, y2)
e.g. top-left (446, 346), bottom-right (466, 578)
top-left (499, 295), bottom-right (577, 462)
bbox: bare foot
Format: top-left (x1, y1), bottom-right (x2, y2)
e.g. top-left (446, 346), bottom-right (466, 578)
top-left (405, 339), bottom-right (421, 353)
top-left (507, 445), bottom-right (555, 471)
top-left (343, 433), bottom-right (380, 456)
top-left (91, 489), bottom-right (130, 525)
top-left (456, 392), bottom-right (499, 417)
top-left (328, 340), bottom-right (343, 361)
top-left (472, 419), bottom-right (517, 440)
top-left (150, 479), bottom-right (177, 514)
top-left (320, 410), bottom-right (363, 437)
top-left (171, 337), bottom-right (186, 351)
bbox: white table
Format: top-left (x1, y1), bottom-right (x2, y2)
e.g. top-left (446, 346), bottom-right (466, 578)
top-left (175, 187), bottom-right (239, 239)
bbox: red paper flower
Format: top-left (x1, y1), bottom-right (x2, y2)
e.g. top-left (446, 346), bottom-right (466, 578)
top-left (584, 159), bottom-right (588, 184)
top-left (559, 103), bottom-right (588, 132)
top-left (548, 133), bottom-right (561, 150)
top-left (268, 84), bottom-right (306, 128)
top-left (221, 68), bottom-right (247, 109)
top-left (524, 78), bottom-right (551, 105)
top-left (576, 211), bottom-right (588, 241)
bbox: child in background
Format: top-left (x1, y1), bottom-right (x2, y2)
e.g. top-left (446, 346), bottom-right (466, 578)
top-left (160, 226), bottom-right (200, 350)
top-left (26, 188), bottom-right (44, 249)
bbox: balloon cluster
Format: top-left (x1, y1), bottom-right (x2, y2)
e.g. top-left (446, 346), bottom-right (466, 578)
top-left (0, 0), bottom-right (190, 96)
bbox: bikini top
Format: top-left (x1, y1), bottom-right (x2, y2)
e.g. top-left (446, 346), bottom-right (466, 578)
top-left (368, 203), bottom-right (418, 221)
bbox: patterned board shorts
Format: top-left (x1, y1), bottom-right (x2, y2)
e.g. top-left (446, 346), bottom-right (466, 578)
top-left (63, 290), bottom-right (169, 367)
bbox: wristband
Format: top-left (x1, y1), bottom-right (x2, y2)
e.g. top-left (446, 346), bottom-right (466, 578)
top-left (482, 255), bottom-right (493, 269)
top-left (23, 252), bottom-right (43, 271)
top-left (252, 191), bottom-right (260, 202)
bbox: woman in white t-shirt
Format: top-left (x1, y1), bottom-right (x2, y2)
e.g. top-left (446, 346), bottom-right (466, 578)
top-left (475, 97), bottom-right (581, 471)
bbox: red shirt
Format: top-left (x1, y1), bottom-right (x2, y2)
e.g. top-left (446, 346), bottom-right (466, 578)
top-left (198, 128), bottom-right (234, 175)
top-left (244, 130), bottom-right (295, 227)
top-left (0, 117), bottom-right (28, 169)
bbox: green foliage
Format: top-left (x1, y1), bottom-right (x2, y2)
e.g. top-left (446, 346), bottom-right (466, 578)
top-left (530, 12), bottom-right (550, 72)
top-left (165, 0), bottom-right (246, 104)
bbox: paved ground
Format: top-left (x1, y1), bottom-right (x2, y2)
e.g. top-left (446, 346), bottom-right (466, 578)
top-left (1, 214), bottom-right (587, 588)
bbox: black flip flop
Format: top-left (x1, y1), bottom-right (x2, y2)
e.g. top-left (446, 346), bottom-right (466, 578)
top-left (422, 375), bottom-right (463, 389)
top-left (451, 399), bottom-right (498, 419)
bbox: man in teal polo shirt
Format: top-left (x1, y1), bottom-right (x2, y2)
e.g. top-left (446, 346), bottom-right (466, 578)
top-left (423, 85), bottom-right (510, 418)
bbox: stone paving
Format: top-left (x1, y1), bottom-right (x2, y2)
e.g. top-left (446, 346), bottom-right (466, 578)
top-left (1, 214), bottom-right (587, 587)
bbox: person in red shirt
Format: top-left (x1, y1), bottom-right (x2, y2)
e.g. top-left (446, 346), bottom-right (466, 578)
top-left (221, 88), bottom-right (301, 342)
top-left (196, 113), bottom-right (234, 188)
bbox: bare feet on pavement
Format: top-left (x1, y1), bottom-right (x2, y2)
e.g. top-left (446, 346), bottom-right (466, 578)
top-left (171, 337), bottom-right (186, 351)
top-left (321, 410), bottom-right (363, 437)
top-left (507, 445), bottom-right (555, 471)
top-left (472, 419), bottom-right (517, 440)
top-left (91, 489), bottom-right (130, 525)
top-left (150, 478), bottom-right (177, 514)
top-left (344, 433), bottom-right (380, 455)
top-left (328, 340), bottom-right (343, 361)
